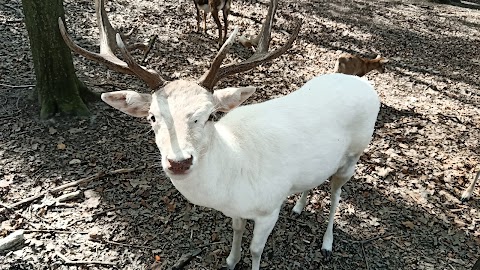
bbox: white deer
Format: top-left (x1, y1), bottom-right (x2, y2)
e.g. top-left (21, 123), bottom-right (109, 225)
top-left (59, 0), bottom-right (380, 268)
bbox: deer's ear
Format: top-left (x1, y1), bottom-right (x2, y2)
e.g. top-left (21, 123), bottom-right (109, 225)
top-left (212, 87), bottom-right (256, 112)
top-left (101, 91), bottom-right (152, 117)
top-left (379, 58), bottom-right (389, 64)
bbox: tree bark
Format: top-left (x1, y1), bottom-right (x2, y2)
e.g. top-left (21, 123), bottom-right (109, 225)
top-left (472, 256), bottom-right (480, 270)
top-left (21, 0), bottom-right (98, 119)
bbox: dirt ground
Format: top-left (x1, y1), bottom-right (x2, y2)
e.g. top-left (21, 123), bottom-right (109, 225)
top-left (1, 0), bottom-right (480, 269)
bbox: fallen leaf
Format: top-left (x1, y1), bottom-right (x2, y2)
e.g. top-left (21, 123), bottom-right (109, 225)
top-left (88, 226), bottom-right (103, 240)
top-left (402, 221), bottom-right (415, 230)
top-left (129, 179), bottom-right (149, 188)
top-left (0, 180), bottom-right (12, 188)
top-left (69, 159), bottom-right (81, 165)
top-left (167, 200), bottom-right (176, 212)
top-left (57, 143), bottom-right (66, 150)
top-left (84, 197), bottom-right (100, 208)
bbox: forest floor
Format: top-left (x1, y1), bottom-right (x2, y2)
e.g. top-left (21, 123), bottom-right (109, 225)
top-left (1, 0), bottom-right (480, 269)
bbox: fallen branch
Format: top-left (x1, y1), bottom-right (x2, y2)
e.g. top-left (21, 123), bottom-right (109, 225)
top-left (51, 172), bottom-right (106, 194)
top-left (178, 241), bottom-right (227, 250)
top-left (66, 206), bottom-right (122, 227)
top-left (361, 243), bottom-right (370, 270)
top-left (0, 230), bottom-right (25, 252)
top-left (8, 167), bottom-right (140, 209)
top-left (341, 233), bottom-right (394, 244)
top-left (0, 83), bottom-right (35, 89)
top-left (24, 229), bottom-right (87, 234)
top-left (92, 238), bottom-right (156, 250)
top-left (172, 249), bottom-right (202, 270)
top-left (0, 203), bottom-right (39, 229)
top-left (55, 250), bottom-right (116, 266)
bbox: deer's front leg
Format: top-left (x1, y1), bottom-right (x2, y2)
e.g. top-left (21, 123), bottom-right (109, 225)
top-left (203, 11), bottom-right (207, 33)
top-left (250, 211), bottom-right (279, 270)
top-left (226, 217), bottom-right (246, 269)
top-left (195, 5), bottom-right (201, 32)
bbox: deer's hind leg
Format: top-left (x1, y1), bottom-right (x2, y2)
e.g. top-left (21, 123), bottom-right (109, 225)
top-left (292, 191), bottom-right (309, 214)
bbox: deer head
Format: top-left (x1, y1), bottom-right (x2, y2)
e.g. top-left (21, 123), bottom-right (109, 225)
top-left (373, 55), bottom-right (389, 73)
top-left (59, 0), bottom-right (300, 178)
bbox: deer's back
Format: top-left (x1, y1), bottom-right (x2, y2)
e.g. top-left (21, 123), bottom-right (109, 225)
top-left (223, 73), bottom-right (379, 141)
top-left (218, 74), bottom-right (379, 176)
top-left (207, 74), bottom-right (379, 215)
top-left (335, 54), bottom-right (365, 75)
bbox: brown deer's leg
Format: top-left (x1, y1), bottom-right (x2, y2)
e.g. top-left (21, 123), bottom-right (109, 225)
top-left (211, 9), bottom-right (222, 46)
top-left (203, 11), bottom-right (207, 34)
top-left (195, 3), bottom-right (201, 32)
top-left (222, 6), bottom-right (230, 43)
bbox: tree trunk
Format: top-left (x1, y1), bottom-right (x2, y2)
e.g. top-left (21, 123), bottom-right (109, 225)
top-left (21, 0), bottom-right (98, 119)
top-left (473, 256), bottom-right (480, 270)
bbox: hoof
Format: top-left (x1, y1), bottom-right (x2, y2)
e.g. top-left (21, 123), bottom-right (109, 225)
top-left (321, 248), bottom-right (333, 262)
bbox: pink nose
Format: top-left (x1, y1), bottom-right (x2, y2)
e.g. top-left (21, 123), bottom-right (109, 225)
top-left (167, 156), bottom-right (193, 174)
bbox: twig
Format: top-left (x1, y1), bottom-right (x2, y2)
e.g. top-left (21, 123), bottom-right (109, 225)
top-left (93, 83), bottom-right (126, 89)
top-left (341, 233), bottom-right (394, 244)
top-left (6, 19), bottom-right (23, 23)
top-left (66, 207), bottom-right (121, 227)
top-left (0, 83), bottom-right (34, 89)
top-left (172, 248), bottom-right (203, 270)
top-left (178, 240), bottom-right (227, 249)
top-left (448, 264), bottom-right (456, 270)
top-left (8, 167), bottom-right (140, 209)
top-left (24, 229), bottom-right (87, 234)
top-left (142, 35), bottom-right (158, 63)
top-left (197, 240), bottom-right (226, 249)
top-left (0, 230), bottom-right (25, 251)
top-left (92, 238), bottom-right (156, 250)
top-left (0, 203), bottom-right (39, 229)
top-left (55, 250), bottom-right (116, 266)
top-left (361, 243), bottom-right (370, 270)
top-left (50, 172), bottom-right (106, 194)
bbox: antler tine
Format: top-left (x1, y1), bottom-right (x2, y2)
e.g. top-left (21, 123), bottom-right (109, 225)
top-left (216, 21), bottom-right (301, 77)
top-left (58, 0), bottom-right (165, 90)
top-left (115, 34), bottom-right (165, 89)
top-left (255, 0), bottom-right (278, 55)
top-left (199, 27), bottom-right (239, 92)
top-left (198, 0), bottom-right (301, 91)
top-left (96, 0), bottom-right (118, 56)
top-left (58, 18), bottom-right (133, 75)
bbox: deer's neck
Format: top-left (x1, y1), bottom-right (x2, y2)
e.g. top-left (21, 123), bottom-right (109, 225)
top-left (364, 60), bottom-right (379, 74)
top-left (168, 122), bottom-right (258, 217)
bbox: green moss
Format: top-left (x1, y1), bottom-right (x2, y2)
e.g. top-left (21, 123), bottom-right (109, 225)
top-left (22, 0), bottom-right (97, 119)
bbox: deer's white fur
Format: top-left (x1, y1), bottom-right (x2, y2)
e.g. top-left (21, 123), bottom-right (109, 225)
top-left (101, 73), bottom-right (380, 270)
top-left (461, 170), bottom-right (479, 201)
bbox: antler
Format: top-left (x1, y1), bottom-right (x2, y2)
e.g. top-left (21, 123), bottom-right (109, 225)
top-left (199, 0), bottom-right (301, 91)
top-left (58, 0), bottom-right (165, 90)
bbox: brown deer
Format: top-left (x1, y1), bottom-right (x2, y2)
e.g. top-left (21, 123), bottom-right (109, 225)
top-left (193, 0), bottom-right (232, 47)
top-left (334, 53), bottom-right (389, 77)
